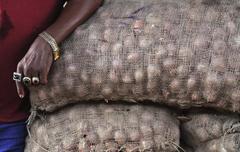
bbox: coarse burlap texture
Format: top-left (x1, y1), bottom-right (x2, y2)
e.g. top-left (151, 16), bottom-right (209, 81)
top-left (24, 103), bottom-right (180, 152)
top-left (30, 0), bottom-right (240, 112)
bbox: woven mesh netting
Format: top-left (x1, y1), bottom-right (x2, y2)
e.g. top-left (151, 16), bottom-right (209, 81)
top-left (30, 0), bottom-right (240, 112)
top-left (24, 103), bottom-right (180, 152)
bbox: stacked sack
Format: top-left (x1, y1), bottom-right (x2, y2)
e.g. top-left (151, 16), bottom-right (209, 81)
top-left (30, 0), bottom-right (240, 112)
top-left (26, 0), bottom-right (240, 151)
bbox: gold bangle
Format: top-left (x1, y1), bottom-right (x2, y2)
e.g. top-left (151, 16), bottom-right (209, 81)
top-left (39, 31), bottom-right (61, 61)
top-left (52, 50), bottom-right (61, 61)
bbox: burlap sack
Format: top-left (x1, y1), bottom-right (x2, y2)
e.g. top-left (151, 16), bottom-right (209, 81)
top-left (30, 0), bottom-right (240, 112)
top-left (24, 103), bottom-right (180, 152)
top-left (181, 111), bottom-right (240, 152)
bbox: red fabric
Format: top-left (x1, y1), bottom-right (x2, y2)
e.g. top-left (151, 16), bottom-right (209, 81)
top-left (0, 0), bottom-right (65, 122)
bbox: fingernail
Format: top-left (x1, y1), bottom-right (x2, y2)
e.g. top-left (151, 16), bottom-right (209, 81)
top-left (19, 94), bottom-right (24, 98)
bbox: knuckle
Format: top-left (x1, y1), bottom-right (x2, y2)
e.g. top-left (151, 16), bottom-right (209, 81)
top-left (17, 62), bottom-right (23, 69)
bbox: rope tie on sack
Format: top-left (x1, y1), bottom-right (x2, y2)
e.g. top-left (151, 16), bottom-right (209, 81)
top-left (26, 108), bottom-right (50, 152)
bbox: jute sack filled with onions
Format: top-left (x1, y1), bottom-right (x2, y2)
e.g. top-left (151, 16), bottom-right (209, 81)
top-left (30, 0), bottom-right (240, 112)
top-left (24, 103), bottom-right (240, 152)
top-left (24, 103), bottom-right (181, 152)
top-left (181, 111), bottom-right (240, 152)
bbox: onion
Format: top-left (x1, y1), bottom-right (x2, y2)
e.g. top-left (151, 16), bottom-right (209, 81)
top-left (156, 46), bottom-right (167, 59)
top-left (177, 65), bottom-right (189, 78)
top-left (170, 79), bottom-right (181, 93)
top-left (179, 47), bottom-right (193, 58)
top-left (105, 141), bottom-right (118, 151)
top-left (76, 121), bottom-right (89, 133)
top-left (114, 130), bottom-right (127, 144)
top-left (211, 57), bottom-right (226, 72)
top-left (225, 21), bottom-right (236, 34)
top-left (191, 91), bottom-right (202, 101)
top-left (205, 8), bottom-right (219, 22)
top-left (122, 73), bottom-right (133, 84)
top-left (112, 42), bottom-right (122, 55)
top-left (103, 29), bottom-right (113, 42)
top-left (127, 52), bottom-right (140, 62)
top-left (112, 59), bottom-right (122, 70)
top-left (224, 74), bottom-right (237, 87)
top-left (147, 65), bottom-right (160, 80)
top-left (101, 86), bottom-right (113, 97)
top-left (97, 126), bottom-right (113, 141)
top-left (89, 31), bottom-right (101, 40)
top-left (163, 58), bottom-right (175, 71)
top-left (62, 136), bottom-right (75, 149)
top-left (64, 54), bottom-right (74, 61)
top-left (197, 63), bottom-right (208, 73)
top-left (189, 8), bottom-right (201, 22)
top-left (141, 111), bottom-right (154, 122)
top-left (140, 140), bottom-right (154, 150)
top-left (163, 21), bottom-right (173, 32)
top-left (146, 13), bottom-right (161, 24)
top-left (166, 44), bottom-right (176, 56)
top-left (66, 65), bottom-right (77, 73)
top-left (100, 43), bottom-right (109, 53)
top-left (140, 125), bottom-right (153, 137)
top-left (193, 35), bottom-right (210, 49)
top-left (87, 132), bottom-right (99, 144)
top-left (128, 114), bottom-right (139, 124)
top-left (81, 70), bottom-right (89, 83)
top-left (212, 40), bottom-right (227, 55)
top-left (144, 24), bottom-right (156, 34)
top-left (134, 69), bottom-right (144, 83)
top-left (147, 81), bottom-right (158, 93)
top-left (91, 74), bottom-right (102, 85)
top-left (212, 28), bottom-right (226, 40)
top-left (132, 20), bottom-right (145, 30)
top-left (124, 36), bottom-right (134, 46)
top-left (187, 77), bottom-right (197, 90)
top-left (203, 89), bottom-right (217, 102)
top-left (109, 70), bottom-right (119, 83)
top-left (231, 90), bottom-right (240, 102)
top-left (38, 89), bottom-right (48, 100)
top-left (139, 36), bottom-right (153, 48)
top-left (76, 85), bottom-right (88, 98)
top-left (65, 78), bottom-right (74, 90)
top-left (128, 129), bottom-right (140, 141)
top-left (205, 73), bottom-right (221, 89)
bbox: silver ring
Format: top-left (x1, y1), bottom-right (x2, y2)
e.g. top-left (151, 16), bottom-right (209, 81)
top-left (23, 77), bottom-right (32, 86)
top-left (32, 77), bottom-right (40, 85)
top-left (13, 72), bottom-right (22, 82)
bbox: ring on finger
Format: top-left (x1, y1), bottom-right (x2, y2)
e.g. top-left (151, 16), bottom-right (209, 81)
top-left (32, 77), bottom-right (40, 85)
top-left (13, 72), bottom-right (22, 82)
top-left (23, 77), bottom-right (32, 86)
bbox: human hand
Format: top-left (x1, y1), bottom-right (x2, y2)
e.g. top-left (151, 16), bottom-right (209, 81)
top-left (16, 36), bottom-right (53, 98)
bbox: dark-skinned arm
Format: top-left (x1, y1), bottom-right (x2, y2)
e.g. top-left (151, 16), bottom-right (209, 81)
top-left (16, 0), bottom-right (103, 98)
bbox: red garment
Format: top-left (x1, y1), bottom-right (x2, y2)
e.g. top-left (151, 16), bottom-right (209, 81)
top-left (0, 0), bottom-right (65, 122)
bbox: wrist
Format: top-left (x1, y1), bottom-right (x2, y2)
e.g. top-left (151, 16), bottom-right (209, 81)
top-left (45, 26), bottom-right (65, 44)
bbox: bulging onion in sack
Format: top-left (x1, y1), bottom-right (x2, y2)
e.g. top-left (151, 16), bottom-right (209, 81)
top-left (30, 0), bottom-right (240, 112)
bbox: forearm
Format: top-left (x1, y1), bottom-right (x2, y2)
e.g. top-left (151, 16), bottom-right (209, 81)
top-left (46, 0), bottom-right (102, 44)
